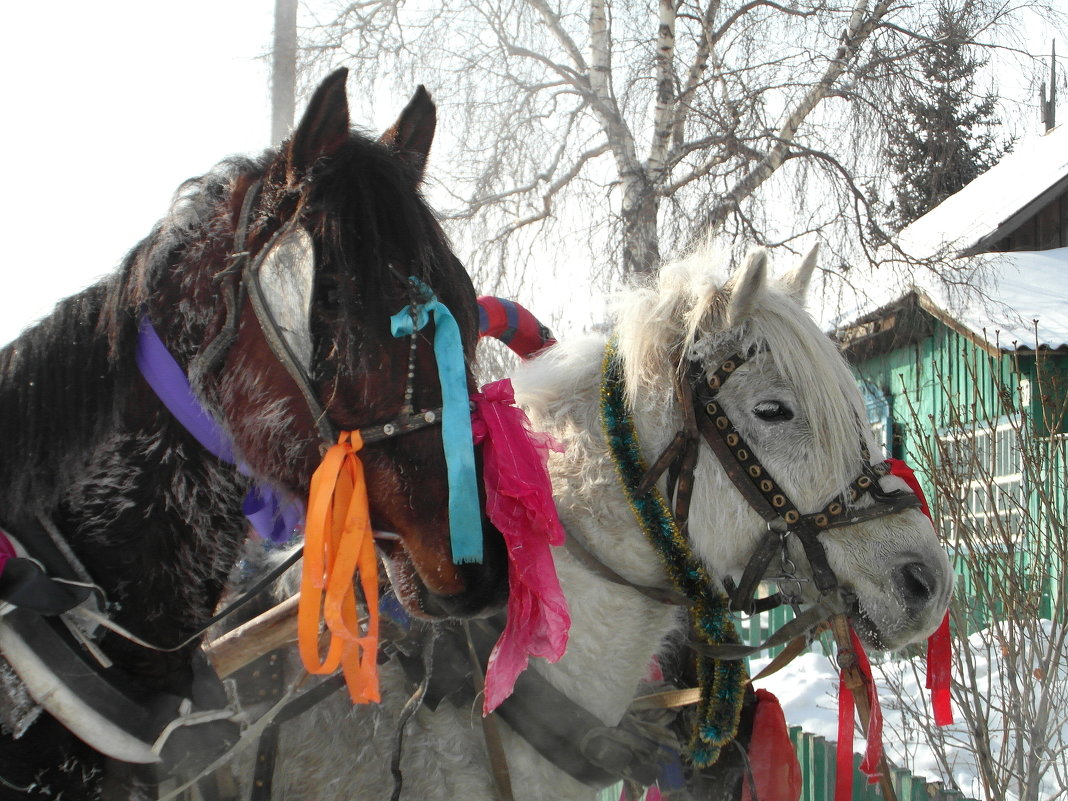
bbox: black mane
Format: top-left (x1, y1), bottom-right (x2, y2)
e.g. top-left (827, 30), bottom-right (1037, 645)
top-left (0, 157), bottom-right (261, 520)
top-left (0, 78), bottom-right (492, 798)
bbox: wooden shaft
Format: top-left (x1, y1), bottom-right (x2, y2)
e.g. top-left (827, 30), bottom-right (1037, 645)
top-left (203, 594), bottom-right (301, 679)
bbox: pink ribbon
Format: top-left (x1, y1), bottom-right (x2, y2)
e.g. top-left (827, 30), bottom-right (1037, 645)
top-left (471, 379), bottom-right (570, 713)
top-left (0, 529), bottom-right (14, 577)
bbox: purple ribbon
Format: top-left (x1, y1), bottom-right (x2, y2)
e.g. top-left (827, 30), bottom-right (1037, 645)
top-left (136, 317), bottom-right (304, 544)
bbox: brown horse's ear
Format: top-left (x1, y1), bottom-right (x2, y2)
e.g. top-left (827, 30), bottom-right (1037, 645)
top-left (378, 86), bottom-right (437, 182)
top-left (286, 68), bottom-right (351, 184)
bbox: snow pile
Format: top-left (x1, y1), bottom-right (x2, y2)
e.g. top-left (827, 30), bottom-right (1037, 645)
top-left (750, 621), bottom-right (1068, 801)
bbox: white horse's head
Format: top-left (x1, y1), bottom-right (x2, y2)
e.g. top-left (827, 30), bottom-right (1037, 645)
top-left (614, 246), bottom-right (952, 650)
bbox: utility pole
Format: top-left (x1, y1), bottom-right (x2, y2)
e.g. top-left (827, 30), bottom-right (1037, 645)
top-left (1040, 40), bottom-right (1057, 133)
top-left (271, 0), bottom-right (299, 145)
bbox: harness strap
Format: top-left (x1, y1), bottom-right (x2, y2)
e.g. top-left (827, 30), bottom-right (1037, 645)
top-left (188, 179), bottom-right (260, 385)
top-left (462, 623), bottom-right (516, 801)
top-left (684, 600), bottom-right (843, 661)
top-left (562, 532), bottom-right (688, 607)
top-left (726, 528), bottom-right (783, 611)
top-left (465, 618), bottom-right (668, 789)
top-left (750, 623), bottom-right (829, 681)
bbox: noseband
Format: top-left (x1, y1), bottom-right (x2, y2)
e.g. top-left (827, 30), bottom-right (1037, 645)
top-left (641, 346), bottom-right (921, 613)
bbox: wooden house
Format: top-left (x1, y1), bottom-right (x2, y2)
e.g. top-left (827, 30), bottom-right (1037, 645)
top-left (831, 127), bottom-right (1068, 626)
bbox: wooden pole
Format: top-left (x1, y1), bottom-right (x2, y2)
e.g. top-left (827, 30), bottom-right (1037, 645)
top-left (204, 594), bottom-right (300, 679)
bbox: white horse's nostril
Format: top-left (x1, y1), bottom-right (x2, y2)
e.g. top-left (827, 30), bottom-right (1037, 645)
top-left (892, 561), bottom-right (937, 610)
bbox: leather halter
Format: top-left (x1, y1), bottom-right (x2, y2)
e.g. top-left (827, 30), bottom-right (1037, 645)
top-left (641, 347), bottom-right (921, 615)
top-left (225, 179), bottom-right (448, 450)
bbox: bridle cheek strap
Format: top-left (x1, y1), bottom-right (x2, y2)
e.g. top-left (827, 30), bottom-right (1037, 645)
top-left (297, 430), bottom-right (381, 704)
top-left (390, 282), bottom-right (483, 564)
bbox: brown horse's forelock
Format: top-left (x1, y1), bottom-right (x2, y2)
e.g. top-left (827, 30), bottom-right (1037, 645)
top-left (301, 135), bottom-right (476, 361)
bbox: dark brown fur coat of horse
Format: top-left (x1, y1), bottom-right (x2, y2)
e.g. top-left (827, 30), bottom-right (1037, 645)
top-left (0, 71), bottom-right (507, 799)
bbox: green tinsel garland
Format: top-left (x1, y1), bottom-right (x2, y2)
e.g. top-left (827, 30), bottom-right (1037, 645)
top-left (599, 339), bottom-right (747, 767)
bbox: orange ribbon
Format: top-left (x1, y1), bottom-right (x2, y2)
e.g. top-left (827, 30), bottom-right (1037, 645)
top-left (297, 430), bottom-right (380, 703)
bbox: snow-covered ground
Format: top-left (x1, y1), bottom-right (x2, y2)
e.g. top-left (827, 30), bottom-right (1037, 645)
top-left (751, 621), bottom-right (1068, 801)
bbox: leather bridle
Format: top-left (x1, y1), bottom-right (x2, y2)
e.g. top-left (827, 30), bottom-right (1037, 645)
top-left (213, 179), bottom-right (450, 451)
top-left (639, 346), bottom-right (921, 620)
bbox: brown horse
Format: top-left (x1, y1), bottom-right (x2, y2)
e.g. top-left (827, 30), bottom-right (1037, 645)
top-left (0, 70), bottom-right (507, 799)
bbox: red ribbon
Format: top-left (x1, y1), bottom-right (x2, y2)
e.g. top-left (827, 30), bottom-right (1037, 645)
top-left (471, 379), bottom-right (570, 713)
top-left (741, 689), bottom-right (803, 801)
top-left (926, 612), bottom-right (954, 725)
top-left (835, 627), bottom-right (884, 801)
top-left (836, 669), bottom-right (856, 801)
top-left (886, 458), bottom-right (954, 726)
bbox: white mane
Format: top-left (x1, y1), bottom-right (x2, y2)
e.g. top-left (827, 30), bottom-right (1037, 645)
top-left (610, 246), bottom-right (874, 502)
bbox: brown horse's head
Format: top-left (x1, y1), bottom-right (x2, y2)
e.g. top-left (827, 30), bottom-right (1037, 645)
top-left (195, 70), bottom-right (508, 619)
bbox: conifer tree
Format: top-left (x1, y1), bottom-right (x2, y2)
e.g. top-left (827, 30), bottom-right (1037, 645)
top-left (886, 6), bottom-right (1006, 230)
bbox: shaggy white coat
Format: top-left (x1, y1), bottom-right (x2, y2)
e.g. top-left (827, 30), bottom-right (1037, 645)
top-left (256, 248), bottom-right (953, 801)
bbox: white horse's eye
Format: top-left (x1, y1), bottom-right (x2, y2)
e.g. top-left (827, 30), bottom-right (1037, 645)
top-left (753, 400), bottom-right (794, 421)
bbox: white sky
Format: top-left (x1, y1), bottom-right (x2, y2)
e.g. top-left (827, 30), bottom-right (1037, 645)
top-left (0, 2), bottom-right (276, 345)
top-left (1, 4), bottom-right (1062, 349)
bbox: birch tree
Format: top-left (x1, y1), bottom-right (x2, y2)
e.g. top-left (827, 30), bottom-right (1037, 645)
top-left (298, 0), bottom-right (1047, 294)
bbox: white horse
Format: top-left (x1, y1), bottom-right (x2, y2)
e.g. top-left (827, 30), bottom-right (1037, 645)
top-left (248, 246), bottom-right (953, 801)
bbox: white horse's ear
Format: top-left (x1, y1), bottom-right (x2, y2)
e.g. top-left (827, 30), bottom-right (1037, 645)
top-left (779, 244), bottom-right (819, 302)
top-left (726, 249), bottom-right (768, 327)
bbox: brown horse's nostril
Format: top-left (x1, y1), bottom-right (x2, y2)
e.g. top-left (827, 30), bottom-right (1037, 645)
top-left (893, 561), bottom-right (936, 611)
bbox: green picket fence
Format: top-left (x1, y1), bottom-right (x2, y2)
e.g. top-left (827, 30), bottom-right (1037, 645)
top-left (596, 726), bottom-right (980, 800)
top-left (787, 726), bottom-right (979, 801)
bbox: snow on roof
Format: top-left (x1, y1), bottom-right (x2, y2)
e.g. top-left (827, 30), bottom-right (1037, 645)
top-left (813, 248), bottom-right (1068, 352)
top-left (896, 124), bottom-right (1068, 258)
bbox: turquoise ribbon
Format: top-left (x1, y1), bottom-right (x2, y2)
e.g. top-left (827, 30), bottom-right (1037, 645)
top-left (390, 281), bottom-right (482, 564)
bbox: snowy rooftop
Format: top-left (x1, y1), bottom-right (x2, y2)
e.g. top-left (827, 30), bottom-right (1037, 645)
top-left (819, 248), bottom-right (1068, 352)
top-left (809, 121), bottom-right (1068, 352)
top-left (897, 124), bottom-right (1068, 258)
